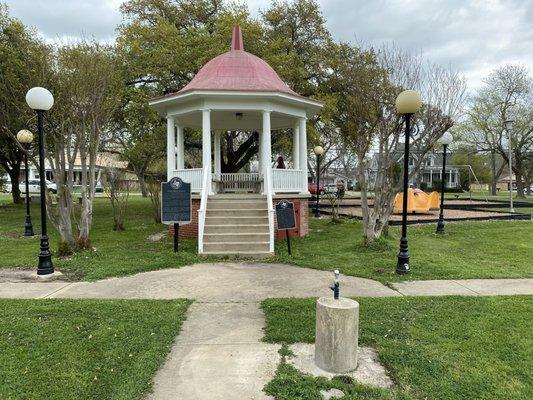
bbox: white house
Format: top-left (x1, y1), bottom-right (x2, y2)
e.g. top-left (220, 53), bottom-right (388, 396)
top-left (149, 26), bottom-right (323, 256)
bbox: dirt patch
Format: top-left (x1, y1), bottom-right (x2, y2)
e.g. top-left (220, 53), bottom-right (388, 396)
top-left (326, 206), bottom-right (523, 222)
top-left (147, 231), bottom-right (168, 242)
top-left (0, 268), bottom-right (75, 283)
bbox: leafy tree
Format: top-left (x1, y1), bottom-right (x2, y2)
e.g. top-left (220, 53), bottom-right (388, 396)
top-left (45, 40), bottom-right (121, 251)
top-left (463, 65), bottom-right (532, 197)
top-left (0, 4), bottom-right (49, 203)
top-left (450, 145), bottom-right (492, 190)
top-left (333, 43), bottom-right (466, 242)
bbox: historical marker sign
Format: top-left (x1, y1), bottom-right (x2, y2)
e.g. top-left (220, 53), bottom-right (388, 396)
top-left (276, 200), bottom-right (296, 230)
top-left (161, 177), bottom-right (191, 225)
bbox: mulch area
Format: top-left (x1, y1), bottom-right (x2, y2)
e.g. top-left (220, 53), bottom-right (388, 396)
top-left (334, 207), bottom-right (512, 221)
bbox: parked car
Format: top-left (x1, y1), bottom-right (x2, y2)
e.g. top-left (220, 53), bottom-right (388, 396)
top-left (325, 183), bottom-right (338, 194)
top-left (5, 179), bottom-right (57, 194)
top-left (308, 182), bottom-right (325, 195)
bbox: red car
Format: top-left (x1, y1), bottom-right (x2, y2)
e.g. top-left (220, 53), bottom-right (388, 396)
top-left (308, 182), bottom-right (325, 195)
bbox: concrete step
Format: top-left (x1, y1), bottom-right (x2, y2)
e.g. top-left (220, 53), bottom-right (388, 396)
top-left (205, 216), bottom-right (268, 225)
top-left (204, 224), bottom-right (269, 234)
top-left (206, 208), bottom-right (267, 217)
top-left (209, 194), bottom-right (265, 200)
top-left (203, 241), bottom-right (270, 253)
top-left (201, 250), bottom-right (273, 258)
top-left (203, 233), bottom-right (270, 243)
top-left (208, 200), bottom-right (266, 210)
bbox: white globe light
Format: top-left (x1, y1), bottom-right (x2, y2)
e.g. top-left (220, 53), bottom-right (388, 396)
top-left (314, 145), bottom-right (324, 156)
top-left (25, 87), bottom-right (54, 111)
top-left (17, 129), bottom-right (34, 144)
top-left (437, 132), bottom-right (453, 146)
top-left (395, 90), bottom-right (422, 114)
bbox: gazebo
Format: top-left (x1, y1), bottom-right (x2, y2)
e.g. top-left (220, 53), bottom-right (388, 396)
top-left (149, 26), bottom-right (323, 255)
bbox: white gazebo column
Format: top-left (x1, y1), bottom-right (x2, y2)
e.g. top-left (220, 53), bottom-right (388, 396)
top-left (166, 116), bottom-right (176, 181)
top-left (298, 117), bottom-right (308, 193)
top-left (262, 110), bottom-right (272, 175)
top-left (214, 131), bottom-right (221, 177)
top-left (292, 121), bottom-right (300, 169)
top-left (176, 123), bottom-right (184, 170)
top-left (202, 109), bottom-right (211, 172)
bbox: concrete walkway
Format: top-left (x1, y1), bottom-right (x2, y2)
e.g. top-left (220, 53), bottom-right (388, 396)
top-left (0, 263), bottom-right (399, 300)
top-left (1, 263), bottom-right (532, 400)
top-left (1, 263), bottom-right (531, 300)
top-left (147, 302), bottom-right (280, 400)
top-left (391, 278), bottom-right (533, 296)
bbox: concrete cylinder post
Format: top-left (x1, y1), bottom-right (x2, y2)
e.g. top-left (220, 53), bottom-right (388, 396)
top-left (314, 297), bottom-right (359, 373)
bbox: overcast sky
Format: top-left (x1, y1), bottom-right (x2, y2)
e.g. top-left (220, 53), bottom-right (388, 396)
top-left (6, 0), bottom-right (533, 92)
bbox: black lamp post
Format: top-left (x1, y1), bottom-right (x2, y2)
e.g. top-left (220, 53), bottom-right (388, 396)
top-left (395, 90), bottom-right (422, 275)
top-left (26, 87), bottom-right (54, 276)
top-left (313, 145), bottom-right (324, 218)
top-left (504, 119), bottom-right (514, 213)
top-left (436, 132), bottom-right (453, 234)
top-left (17, 129), bottom-right (35, 236)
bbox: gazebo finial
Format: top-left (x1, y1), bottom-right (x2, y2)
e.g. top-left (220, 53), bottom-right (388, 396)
top-left (231, 25), bottom-right (244, 51)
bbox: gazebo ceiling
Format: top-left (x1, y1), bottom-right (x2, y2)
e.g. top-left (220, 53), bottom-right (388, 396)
top-left (177, 109), bottom-right (298, 131)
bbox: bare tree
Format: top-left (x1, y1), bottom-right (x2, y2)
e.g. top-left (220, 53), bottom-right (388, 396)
top-left (333, 43), bottom-right (466, 242)
top-left (103, 168), bottom-right (131, 231)
top-left (462, 65), bottom-right (532, 196)
top-left (45, 40), bottom-right (120, 251)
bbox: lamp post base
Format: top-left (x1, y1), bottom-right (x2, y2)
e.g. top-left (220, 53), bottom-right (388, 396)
top-left (24, 214), bottom-right (34, 237)
top-left (396, 237), bottom-right (411, 274)
top-left (37, 234), bottom-right (54, 275)
top-left (436, 218), bottom-right (445, 234)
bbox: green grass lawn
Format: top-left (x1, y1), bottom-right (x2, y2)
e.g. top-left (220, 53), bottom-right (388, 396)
top-left (1, 194), bottom-right (532, 282)
top-left (274, 218), bottom-right (533, 282)
top-left (0, 194), bottom-right (212, 280)
top-left (0, 299), bottom-right (191, 400)
top-left (262, 296), bottom-right (533, 400)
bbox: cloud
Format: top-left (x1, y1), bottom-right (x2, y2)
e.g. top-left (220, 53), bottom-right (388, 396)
top-left (5, 0), bottom-right (532, 91)
top-left (6, 0), bottom-right (123, 42)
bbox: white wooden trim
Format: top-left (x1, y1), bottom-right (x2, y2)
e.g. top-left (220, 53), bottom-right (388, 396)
top-left (272, 169), bottom-right (303, 193)
top-left (177, 124), bottom-right (184, 169)
top-left (292, 122), bottom-right (300, 169)
top-left (198, 165), bottom-right (210, 254)
top-left (265, 167), bottom-right (275, 253)
top-left (172, 168), bottom-right (203, 192)
top-left (298, 117), bottom-right (309, 193)
top-left (166, 117), bottom-right (175, 181)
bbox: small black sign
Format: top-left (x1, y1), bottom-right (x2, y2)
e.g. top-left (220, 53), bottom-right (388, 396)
top-left (161, 177), bottom-right (191, 225)
top-left (276, 200), bottom-right (296, 230)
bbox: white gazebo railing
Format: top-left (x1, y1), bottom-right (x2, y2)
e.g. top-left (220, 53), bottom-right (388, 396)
top-left (197, 165), bottom-right (211, 253)
top-left (173, 168), bottom-right (203, 192)
top-left (264, 167), bottom-right (275, 253)
top-left (272, 169), bottom-right (304, 193)
top-left (216, 172), bottom-right (261, 193)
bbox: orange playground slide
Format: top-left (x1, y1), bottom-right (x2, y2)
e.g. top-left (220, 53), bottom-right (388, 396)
top-left (394, 188), bottom-right (441, 214)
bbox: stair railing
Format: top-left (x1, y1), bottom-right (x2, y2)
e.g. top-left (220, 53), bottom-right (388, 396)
top-left (264, 166), bottom-right (275, 253)
top-left (198, 165), bottom-right (211, 253)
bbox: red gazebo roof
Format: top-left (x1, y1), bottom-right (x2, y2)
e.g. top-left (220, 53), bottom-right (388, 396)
top-left (178, 26), bottom-right (297, 96)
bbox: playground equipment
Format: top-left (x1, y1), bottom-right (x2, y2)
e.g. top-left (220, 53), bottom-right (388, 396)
top-left (394, 188), bottom-right (440, 214)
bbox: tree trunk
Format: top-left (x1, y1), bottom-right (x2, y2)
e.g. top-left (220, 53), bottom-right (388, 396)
top-left (7, 164), bottom-right (22, 204)
top-left (137, 170), bottom-right (148, 197)
top-left (515, 172), bottom-right (525, 199)
top-left (490, 150), bottom-right (497, 195)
